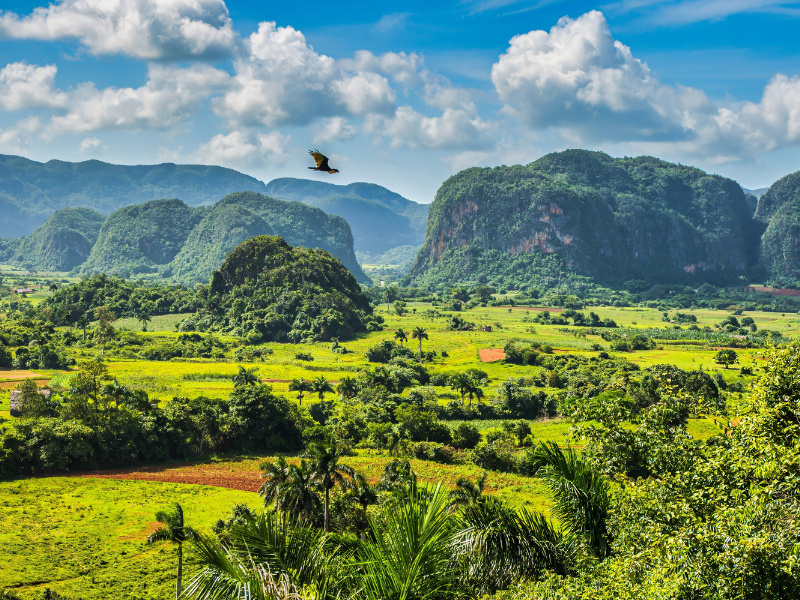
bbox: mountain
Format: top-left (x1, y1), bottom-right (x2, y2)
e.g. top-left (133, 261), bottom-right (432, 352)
top-left (81, 199), bottom-right (206, 276)
top-left (264, 178), bottom-right (429, 254)
top-left (201, 235), bottom-right (377, 342)
top-left (410, 150), bottom-right (764, 290)
top-left (9, 207), bottom-right (106, 271)
top-left (0, 154), bottom-right (268, 237)
top-left (167, 191), bottom-right (367, 283)
top-left (755, 172), bottom-right (800, 285)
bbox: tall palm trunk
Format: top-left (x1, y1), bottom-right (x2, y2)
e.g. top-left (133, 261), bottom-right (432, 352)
top-left (177, 542), bottom-right (183, 599)
top-left (324, 484), bottom-right (330, 532)
top-left (418, 340), bottom-right (422, 359)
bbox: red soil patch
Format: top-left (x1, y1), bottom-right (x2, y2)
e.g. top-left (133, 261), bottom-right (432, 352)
top-left (500, 306), bottom-right (563, 312)
top-left (0, 370), bottom-right (45, 380)
top-left (261, 379), bottom-right (340, 384)
top-left (741, 286), bottom-right (800, 297)
top-left (81, 463), bottom-right (263, 493)
top-left (479, 348), bottom-right (505, 362)
top-left (0, 379), bottom-right (49, 389)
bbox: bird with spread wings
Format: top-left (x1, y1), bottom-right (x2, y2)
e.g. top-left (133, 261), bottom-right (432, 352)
top-left (308, 149), bottom-right (339, 174)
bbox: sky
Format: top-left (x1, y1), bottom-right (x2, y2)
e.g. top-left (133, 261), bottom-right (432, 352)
top-left (0, 0), bottom-right (799, 203)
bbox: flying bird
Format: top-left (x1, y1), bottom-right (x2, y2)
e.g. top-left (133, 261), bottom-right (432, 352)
top-left (308, 149), bottom-right (339, 174)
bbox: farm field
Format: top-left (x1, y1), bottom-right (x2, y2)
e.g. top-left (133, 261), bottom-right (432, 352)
top-left (0, 287), bottom-right (794, 598)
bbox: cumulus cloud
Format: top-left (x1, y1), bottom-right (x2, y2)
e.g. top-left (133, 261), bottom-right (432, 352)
top-left (48, 64), bottom-right (229, 135)
top-left (0, 62), bottom-right (69, 110)
top-left (313, 117), bottom-right (356, 144)
top-left (365, 104), bottom-right (494, 150)
top-left (78, 136), bottom-right (105, 154)
top-left (490, 10), bottom-right (800, 160)
top-left (214, 22), bottom-right (397, 128)
top-left (0, 0), bottom-right (238, 60)
top-left (192, 130), bottom-right (289, 168)
top-left (0, 117), bottom-right (44, 153)
top-left (341, 50), bottom-right (422, 89)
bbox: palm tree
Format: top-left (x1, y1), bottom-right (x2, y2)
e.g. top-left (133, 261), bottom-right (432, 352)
top-left (281, 460), bottom-right (321, 523)
top-left (412, 326), bottom-right (428, 360)
top-left (136, 307), bottom-right (152, 332)
top-left (523, 442), bottom-right (612, 558)
top-left (308, 441), bottom-right (354, 532)
top-left (467, 382), bottom-right (484, 409)
top-left (288, 378), bottom-right (311, 406)
top-left (258, 455), bottom-right (290, 512)
top-left (343, 472), bottom-right (378, 539)
top-left (377, 459), bottom-right (417, 497)
top-left (336, 376), bottom-right (359, 401)
top-left (450, 471), bottom-right (489, 506)
top-left (233, 366), bottom-right (260, 387)
top-left (310, 376), bottom-right (334, 403)
top-left (394, 328), bottom-right (408, 347)
top-left (450, 372), bottom-right (472, 405)
top-left (186, 511), bottom-right (333, 600)
top-left (146, 503), bottom-right (196, 600)
top-left (359, 483), bottom-right (462, 600)
top-left (76, 314), bottom-right (89, 342)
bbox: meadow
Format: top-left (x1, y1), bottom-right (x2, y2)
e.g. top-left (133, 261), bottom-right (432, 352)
top-left (0, 287), bottom-right (793, 598)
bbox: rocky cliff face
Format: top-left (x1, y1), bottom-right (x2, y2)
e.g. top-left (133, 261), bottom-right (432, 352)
top-left (411, 150), bottom-right (762, 287)
top-left (755, 172), bottom-right (800, 284)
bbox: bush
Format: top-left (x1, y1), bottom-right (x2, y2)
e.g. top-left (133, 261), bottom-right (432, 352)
top-left (404, 441), bottom-right (454, 463)
top-left (234, 346), bottom-right (273, 362)
top-left (472, 439), bottom-right (517, 472)
top-left (365, 340), bottom-right (395, 363)
top-left (294, 351), bottom-right (314, 362)
top-left (451, 422), bottom-right (481, 449)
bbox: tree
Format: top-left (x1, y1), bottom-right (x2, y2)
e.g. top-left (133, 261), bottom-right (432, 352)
top-left (343, 472), bottom-right (377, 539)
top-left (233, 366), bottom-right (259, 387)
top-left (394, 328), bottom-right (408, 347)
top-left (93, 306), bottom-right (116, 359)
top-left (289, 378), bottom-right (312, 406)
top-left (310, 376), bottom-right (334, 403)
top-left (259, 455), bottom-right (290, 513)
top-left (281, 460), bottom-right (321, 523)
top-left (336, 376), bottom-right (359, 401)
top-left (384, 286), bottom-right (398, 311)
top-left (523, 442), bottom-right (611, 558)
top-left (15, 378), bottom-right (51, 417)
top-left (412, 326), bottom-right (428, 360)
top-left (76, 314), bottom-right (89, 342)
top-left (450, 372), bottom-right (473, 405)
top-left (147, 503), bottom-right (196, 600)
top-left (467, 381), bottom-right (484, 408)
top-left (135, 304), bottom-right (152, 332)
top-left (48, 282), bottom-right (59, 294)
top-left (308, 441), bottom-right (354, 532)
top-left (450, 471), bottom-right (489, 506)
top-left (714, 349), bottom-right (739, 369)
top-left (473, 285), bottom-right (495, 304)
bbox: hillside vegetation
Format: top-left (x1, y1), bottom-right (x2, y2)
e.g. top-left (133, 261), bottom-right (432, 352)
top-left (265, 177), bottom-right (429, 254)
top-left (4, 207), bottom-right (106, 271)
top-left (411, 150), bottom-right (765, 289)
top-left (0, 154), bottom-right (268, 236)
top-left (755, 171), bottom-right (800, 287)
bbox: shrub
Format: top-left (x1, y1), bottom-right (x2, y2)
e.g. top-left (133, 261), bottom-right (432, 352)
top-left (472, 439), bottom-right (517, 472)
top-left (404, 441), bottom-right (454, 463)
top-left (294, 351), bottom-right (314, 362)
top-left (365, 340), bottom-right (395, 363)
top-left (451, 422), bottom-right (481, 449)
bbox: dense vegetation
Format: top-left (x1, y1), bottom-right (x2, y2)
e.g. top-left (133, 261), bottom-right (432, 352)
top-left (411, 150), bottom-right (765, 289)
top-left (0, 154), bottom-right (268, 237)
top-left (81, 199), bottom-right (206, 276)
top-left (194, 235), bottom-right (378, 342)
top-left (1, 208), bottom-right (106, 271)
top-left (756, 171), bottom-right (800, 287)
top-left (265, 178), bottom-right (429, 254)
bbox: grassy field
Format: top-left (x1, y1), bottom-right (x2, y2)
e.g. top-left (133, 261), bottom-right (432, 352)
top-left (0, 477), bottom-right (259, 599)
top-left (0, 297), bottom-right (793, 598)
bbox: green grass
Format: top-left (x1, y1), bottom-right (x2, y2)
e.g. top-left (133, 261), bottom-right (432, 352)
top-left (0, 477), bottom-right (259, 599)
top-left (114, 313), bottom-right (195, 333)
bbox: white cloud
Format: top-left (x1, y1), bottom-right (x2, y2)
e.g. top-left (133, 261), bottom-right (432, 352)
top-left (605, 0), bottom-right (800, 24)
top-left (215, 23), bottom-right (399, 128)
top-left (365, 104), bottom-right (494, 150)
top-left (0, 117), bottom-right (44, 153)
top-left (313, 117), bottom-right (356, 144)
top-left (491, 10), bottom-right (800, 161)
top-left (48, 64), bottom-right (229, 135)
top-left (373, 13), bottom-right (410, 33)
top-left (341, 50), bottom-right (422, 89)
top-left (0, 0), bottom-right (238, 60)
top-left (441, 150), bottom-right (491, 171)
top-left (192, 130), bottom-right (289, 169)
top-left (78, 136), bottom-right (105, 154)
top-left (0, 62), bottom-right (69, 110)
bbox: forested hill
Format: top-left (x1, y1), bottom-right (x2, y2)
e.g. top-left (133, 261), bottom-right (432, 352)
top-left (0, 154), bottom-right (268, 237)
top-left (410, 150), bottom-right (766, 289)
top-left (265, 177), bottom-right (429, 254)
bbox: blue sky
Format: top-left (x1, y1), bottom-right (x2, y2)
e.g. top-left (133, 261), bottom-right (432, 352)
top-left (0, 0), bottom-right (799, 203)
